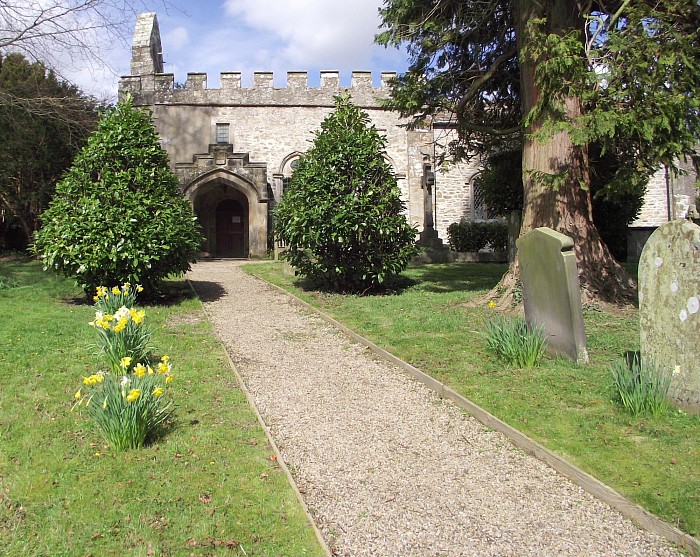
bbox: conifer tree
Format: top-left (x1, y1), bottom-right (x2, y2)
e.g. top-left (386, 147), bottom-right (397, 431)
top-left (378, 0), bottom-right (700, 303)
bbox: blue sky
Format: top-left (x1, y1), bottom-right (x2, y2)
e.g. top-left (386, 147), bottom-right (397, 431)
top-left (68, 0), bottom-right (409, 98)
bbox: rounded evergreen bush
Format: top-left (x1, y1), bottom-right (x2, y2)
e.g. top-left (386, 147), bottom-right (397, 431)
top-left (274, 94), bottom-right (417, 292)
top-left (33, 97), bottom-right (202, 294)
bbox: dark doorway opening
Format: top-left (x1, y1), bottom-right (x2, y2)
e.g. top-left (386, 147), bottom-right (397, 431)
top-left (215, 199), bottom-right (245, 257)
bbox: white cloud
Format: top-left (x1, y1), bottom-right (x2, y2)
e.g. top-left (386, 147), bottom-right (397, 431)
top-left (164, 26), bottom-right (190, 52)
top-left (56, 0), bottom-right (408, 97)
top-left (223, 0), bottom-right (387, 71)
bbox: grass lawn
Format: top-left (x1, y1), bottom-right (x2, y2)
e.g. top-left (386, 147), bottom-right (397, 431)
top-left (0, 256), bottom-right (325, 556)
top-left (245, 260), bottom-right (700, 539)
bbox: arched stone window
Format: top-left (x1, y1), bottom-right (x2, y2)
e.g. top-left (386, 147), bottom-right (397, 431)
top-left (275, 152), bottom-right (303, 200)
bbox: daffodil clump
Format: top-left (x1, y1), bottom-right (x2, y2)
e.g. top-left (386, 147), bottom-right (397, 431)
top-left (73, 355), bottom-right (174, 450)
top-left (74, 284), bottom-right (175, 450)
top-left (90, 283), bottom-right (151, 372)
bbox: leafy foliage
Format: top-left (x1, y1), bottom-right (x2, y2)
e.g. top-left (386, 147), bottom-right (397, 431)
top-left (447, 220), bottom-right (507, 252)
top-left (0, 53), bottom-right (98, 248)
top-left (274, 94), bottom-right (417, 292)
top-left (527, 3), bottom-right (700, 185)
top-left (376, 0), bottom-right (520, 158)
top-left (378, 0), bottom-right (700, 177)
top-left (475, 146), bottom-right (645, 260)
top-left (485, 316), bottom-right (547, 367)
top-left (610, 355), bottom-right (672, 417)
top-left (33, 97), bottom-right (202, 294)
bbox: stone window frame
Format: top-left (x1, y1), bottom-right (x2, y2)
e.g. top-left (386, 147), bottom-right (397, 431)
top-left (215, 123), bottom-right (230, 145)
top-left (279, 152), bottom-right (304, 197)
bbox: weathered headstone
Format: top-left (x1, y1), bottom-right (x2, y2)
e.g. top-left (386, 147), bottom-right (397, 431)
top-left (516, 227), bottom-right (589, 364)
top-left (639, 219), bottom-right (700, 413)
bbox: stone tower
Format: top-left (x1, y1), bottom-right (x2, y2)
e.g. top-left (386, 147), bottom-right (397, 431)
top-left (130, 13), bottom-right (164, 76)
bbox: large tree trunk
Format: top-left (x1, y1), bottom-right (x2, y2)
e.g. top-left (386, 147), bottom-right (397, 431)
top-left (495, 0), bottom-right (636, 306)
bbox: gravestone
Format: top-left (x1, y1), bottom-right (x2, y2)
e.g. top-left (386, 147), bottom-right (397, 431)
top-left (639, 219), bottom-right (700, 413)
top-left (516, 227), bottom-right (589, 364)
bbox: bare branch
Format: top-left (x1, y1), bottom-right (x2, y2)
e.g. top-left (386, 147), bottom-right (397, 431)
top-left (0, 1), bottom-right (173, 86)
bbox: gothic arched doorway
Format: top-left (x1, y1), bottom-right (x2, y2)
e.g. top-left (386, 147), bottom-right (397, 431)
top-left (215, 198), bottom-right (246, 257)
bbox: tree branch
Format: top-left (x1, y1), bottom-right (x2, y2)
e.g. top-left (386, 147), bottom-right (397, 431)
top-left (456, 47), bottom-right (518, 115)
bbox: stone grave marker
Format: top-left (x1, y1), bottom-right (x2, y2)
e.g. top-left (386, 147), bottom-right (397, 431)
top-left (516, 227), bottom-right (589, 364)
top-left (639, 219), bottom-right (700, 413)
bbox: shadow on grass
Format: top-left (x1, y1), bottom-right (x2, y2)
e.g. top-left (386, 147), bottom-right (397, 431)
top-left (408, 262), bottom-right (508, 294)
top-left (285, 262), bottom-right (509, 296)
top-left (62, 278), bottom-right (200, 307)
top-left (291, 273), bottom-right (418, 296)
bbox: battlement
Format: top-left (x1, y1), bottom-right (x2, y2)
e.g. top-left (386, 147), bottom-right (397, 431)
top-left (119, 70), bottom-right (396, 108)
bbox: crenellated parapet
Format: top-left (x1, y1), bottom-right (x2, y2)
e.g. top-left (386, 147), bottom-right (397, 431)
top-left (119, 70), bottom-right (397, 108)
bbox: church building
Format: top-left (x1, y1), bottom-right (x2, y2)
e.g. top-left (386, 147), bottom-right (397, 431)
top-left (119, 13), bottom-right (480, 258)
top-left (119, 13), bottom-right (696, 260)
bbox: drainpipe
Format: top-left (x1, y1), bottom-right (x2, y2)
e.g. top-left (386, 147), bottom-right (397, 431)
top-left (665, 166), bottom-right (674, 221)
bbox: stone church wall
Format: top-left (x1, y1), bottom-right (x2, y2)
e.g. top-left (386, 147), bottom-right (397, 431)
top-left (123, 12), bottom-right (697, 260)
top-left (119, 13), bottom-right (475, 256)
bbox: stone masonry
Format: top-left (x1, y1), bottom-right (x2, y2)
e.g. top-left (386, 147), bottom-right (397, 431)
top-left (119, 12), bottom-right (475, 258)
top-left (120, 12), bottom-right (696, 259)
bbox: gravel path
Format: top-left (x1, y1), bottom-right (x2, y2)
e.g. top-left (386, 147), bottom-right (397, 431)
top-left (188, 260), bottom-right (681, 557)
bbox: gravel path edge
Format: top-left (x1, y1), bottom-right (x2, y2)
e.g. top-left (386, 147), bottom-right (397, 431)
top-left (187, 278), bottom-right (334, 557)
top-left (252, 272), bottom-right (700, 557)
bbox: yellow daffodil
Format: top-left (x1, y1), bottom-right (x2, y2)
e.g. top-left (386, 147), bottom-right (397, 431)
top-left (134, 363), bottom-right (146, 377)
top-left (74, 389), bottom-right (82, 399)
top-left (165, 375), bottom-right (173, 384)
top-left (152, 387), bottom-right (164, 398)
top-left (130, 308), bottom-right (145, 324)
top-left (137, 285), bottom-right (144, 293)
top-left (112, 286), bottom-right (121, 295)
top-left (157, 361), bottom-right (170, 374)
top-left (114, 318), bottom-right (128, 333)
top-left (147, 365), bottom-right (154, 375)
top-left (161, 355), bottom-right (170, 363)
top-left (488, 300), bottom-right (496, 309)
top-left (122, 282), bottom-right (131, 291)
top-left (125, 389), bottom-right (141, 402)
top-left (120, 356), bottom-right (132, 369)
top-left (82, 374), bottom-right (104, 386)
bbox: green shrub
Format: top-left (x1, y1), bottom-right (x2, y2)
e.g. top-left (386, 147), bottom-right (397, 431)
top-left (33, 96), bottom-right (202, 295)
top-left (610, 354), bottom-right (671, 416)
top-left (486, 316), bottom-right (547, 367)
top-left (274, 94), bottom-right (417, 292)
top-left (483, 221), bottom-right (508, 252)
top-left (0, 276), bottom-right (18, 290)
top-left (471, 149), bottom-right (523, 217)
top-left (447, 220), bottom-right (507, 252)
